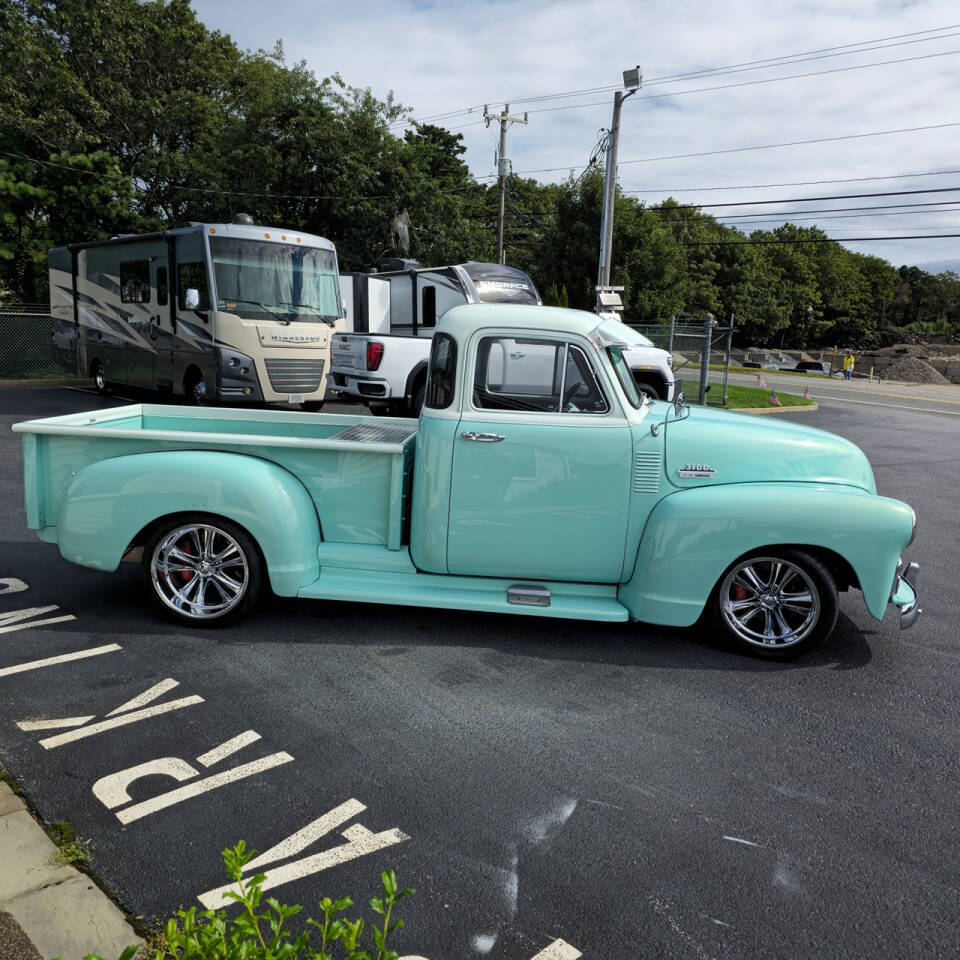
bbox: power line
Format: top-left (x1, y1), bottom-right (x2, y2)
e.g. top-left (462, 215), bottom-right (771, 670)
top-left (522, 48), bottom-right (960, 117)
top-left (621, 168), bottom-right (960, 193)
top-left (657, 205), bottom-right (960, 228)
top-left (509, 121), bottom-right (960, 176)
top-left (681, 233), bottom-right (960, 245)
top-left (390, 24), bottom-right (960, 128)
top-left (658, 191), bottom-right (960, 212)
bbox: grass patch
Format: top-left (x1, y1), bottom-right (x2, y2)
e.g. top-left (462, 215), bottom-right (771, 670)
top-left (52, 820), bottom-right (91, 864)
top-left (713, 384), bottom-right (814, 409)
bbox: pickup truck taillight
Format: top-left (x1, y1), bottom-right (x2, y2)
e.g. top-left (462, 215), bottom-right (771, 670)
top-left (366, 341), bottom-right (384, 371)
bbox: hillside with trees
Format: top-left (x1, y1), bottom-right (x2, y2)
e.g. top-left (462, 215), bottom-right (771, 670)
top-left (2, 0), bottom-right (958, 347)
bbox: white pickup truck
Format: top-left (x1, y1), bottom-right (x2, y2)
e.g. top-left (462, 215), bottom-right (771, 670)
top-left (329, 261), bottom-right (542, 416)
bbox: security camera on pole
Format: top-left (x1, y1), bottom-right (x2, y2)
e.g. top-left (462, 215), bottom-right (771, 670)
top-left (596, 65), bottom-right (641, 315)
top-left (484, 104), bottom-right (528, 265)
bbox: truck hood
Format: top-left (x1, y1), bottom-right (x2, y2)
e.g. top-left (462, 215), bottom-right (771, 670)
top-left (663, 403), bottom-right (876, 493)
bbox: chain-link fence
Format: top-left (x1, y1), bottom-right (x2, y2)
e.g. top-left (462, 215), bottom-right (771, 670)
top-left (0, 304), bottom-right (74, 380)
top-left (629, 314), bottom-right (734, 405)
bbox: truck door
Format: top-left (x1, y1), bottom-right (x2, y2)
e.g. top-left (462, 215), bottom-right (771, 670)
top-left (447, 333), bottom-right (632, 583)
top-left (151, 256), bottom-right (174, 389)
top-left (172, 233), bottom-right (214, 399)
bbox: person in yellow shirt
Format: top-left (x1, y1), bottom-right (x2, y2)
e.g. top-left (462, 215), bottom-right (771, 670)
top-left (843, 350), bottom-right (855, 381)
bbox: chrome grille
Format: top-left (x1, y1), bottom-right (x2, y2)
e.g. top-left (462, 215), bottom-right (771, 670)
top-left (330, 424), bottom-right (416, 444)
top-left (632, 451), bottom-right (661, 493)
top-left (264, 358), bottom-right (325, 392)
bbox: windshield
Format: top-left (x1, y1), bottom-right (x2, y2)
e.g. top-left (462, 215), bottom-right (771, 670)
top-left (607, 345), bottom-right (645, 409)
top-left (593, 317), bottom-right (654, 348)
top-left (210, 238), bottom-right (341, 323)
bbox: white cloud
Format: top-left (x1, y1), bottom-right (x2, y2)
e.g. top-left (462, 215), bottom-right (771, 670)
top-left (191, 0), bottom-right (960, 267)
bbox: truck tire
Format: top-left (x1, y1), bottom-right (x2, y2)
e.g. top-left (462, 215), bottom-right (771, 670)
top-left (92, 360), bottom-right (111, 396)
top-left (408, 382), bottom-right (426, 417)
top-left (708, 549), bottom-right (838, 660)
top-left (184, 368), bottom-right (207, 405)
top-left (142, 515), bottom-right (263, 626)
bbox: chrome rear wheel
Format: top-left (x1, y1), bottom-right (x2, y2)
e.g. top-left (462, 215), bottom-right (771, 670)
top-left (147, 521), bottom-right (256, 622)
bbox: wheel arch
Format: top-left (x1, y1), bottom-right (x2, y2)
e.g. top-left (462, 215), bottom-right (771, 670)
top-left (630, 368), bottom-right (667, 400)
top-left (404, 359), bottom-right (428, 402)
top-left (56, 450), bottom-right (321, 596)
top-left (619, 483), bottom-right (911, 625)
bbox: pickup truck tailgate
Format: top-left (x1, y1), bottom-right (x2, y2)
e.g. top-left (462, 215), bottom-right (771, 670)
top-left (331, 333), bottom-right (367, 371)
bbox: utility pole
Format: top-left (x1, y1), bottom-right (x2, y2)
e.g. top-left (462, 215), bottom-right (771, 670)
top-left (484, 103), bottom-right (528, 264)
top-left (597, 66), bottom-right (642, 297)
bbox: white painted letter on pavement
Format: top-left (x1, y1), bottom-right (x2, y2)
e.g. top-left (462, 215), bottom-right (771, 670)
top-left (91, 731), bottom-right (292, 825)
top-left (0, 605), bottom-right (76, 635)
top-left (0, 578), bottom-right (29, 595)
top-left (197, 799), bottom-right (409, 909)
top-left (16, 678), bottom-right (203, 749)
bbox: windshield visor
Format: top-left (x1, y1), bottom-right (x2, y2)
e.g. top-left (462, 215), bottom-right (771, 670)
top-left (588, 317), bottom-right (654, 349)
top-left (211, 238), bottom-right (341, 322)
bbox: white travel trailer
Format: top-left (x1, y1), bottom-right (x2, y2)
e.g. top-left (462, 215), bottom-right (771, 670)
top-left (49, 216), bottom-right (345, 408)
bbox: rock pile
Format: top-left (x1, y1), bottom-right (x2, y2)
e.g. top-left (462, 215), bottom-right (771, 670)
top-left (882, 356), bottom-right (950, 384)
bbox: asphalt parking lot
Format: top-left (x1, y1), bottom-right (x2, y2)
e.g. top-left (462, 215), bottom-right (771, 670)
top-left (1, 386), bottom-right (958, 960)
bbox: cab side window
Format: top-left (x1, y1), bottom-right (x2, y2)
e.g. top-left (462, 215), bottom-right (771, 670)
top-left (473, 337), bottom-right (607, 414)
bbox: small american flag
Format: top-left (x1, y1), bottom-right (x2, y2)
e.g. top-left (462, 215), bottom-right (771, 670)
top-left (756, 374), bottom-right (768, 388)
top-left (769, 389), bottom-right (782, 407)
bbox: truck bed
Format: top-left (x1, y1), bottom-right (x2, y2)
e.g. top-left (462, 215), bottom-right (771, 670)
top-left (13, 405), bottom-right (417, 550)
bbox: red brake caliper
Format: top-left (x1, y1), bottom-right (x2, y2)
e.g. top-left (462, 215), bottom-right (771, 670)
top-left (177, 537), bottom-right (195, 586)
top-left (733, 584), bottom-right (749, 602)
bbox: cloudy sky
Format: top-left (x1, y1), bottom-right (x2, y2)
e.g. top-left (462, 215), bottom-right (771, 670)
top-left (191, 0), bottom-right (960, 269)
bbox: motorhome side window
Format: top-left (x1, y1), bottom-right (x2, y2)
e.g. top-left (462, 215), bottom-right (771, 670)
top-left (120, 261), bottom-right (151, 303)
top-left (177, 262), bottom-right (209, 311)
top-left (156, 267), bottom-right (168, 307)
top-left (421, 286), bottom-right (437, 328)
top-left (473, 337), bottom-right (607, 414)
top-left (425, 333), bottom-right (456, 409)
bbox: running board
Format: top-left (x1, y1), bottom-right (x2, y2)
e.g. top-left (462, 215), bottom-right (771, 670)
top-left (299, 567), bottom-right (628, 622)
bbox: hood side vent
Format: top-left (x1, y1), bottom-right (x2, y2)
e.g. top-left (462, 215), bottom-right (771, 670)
top-left (633, 451), bottom-right (661, 494)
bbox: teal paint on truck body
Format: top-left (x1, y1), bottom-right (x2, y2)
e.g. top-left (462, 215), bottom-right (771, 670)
top-left (13, 303), bottom-right (920, 647)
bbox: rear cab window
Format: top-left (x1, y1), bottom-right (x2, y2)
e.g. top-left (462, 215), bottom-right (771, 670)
top-left (425, 333), bottom-right (457, 409)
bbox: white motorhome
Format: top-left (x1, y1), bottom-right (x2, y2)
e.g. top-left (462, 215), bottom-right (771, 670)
top-left (49, 216), bottom-right (344, 408)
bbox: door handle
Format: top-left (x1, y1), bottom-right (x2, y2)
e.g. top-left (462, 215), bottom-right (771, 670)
top-left (461, 431), bottom-right (505, 442)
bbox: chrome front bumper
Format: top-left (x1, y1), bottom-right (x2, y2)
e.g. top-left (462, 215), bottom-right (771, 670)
top-left (890, 560), bottom-right (921, 630)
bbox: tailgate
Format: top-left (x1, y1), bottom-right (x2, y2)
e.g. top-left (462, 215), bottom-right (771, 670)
top-left (331, 333), bottom-right (368, 371)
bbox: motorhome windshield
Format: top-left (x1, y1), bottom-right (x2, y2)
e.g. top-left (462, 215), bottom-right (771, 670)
top-left (210, 238), bottom-right (341, 323)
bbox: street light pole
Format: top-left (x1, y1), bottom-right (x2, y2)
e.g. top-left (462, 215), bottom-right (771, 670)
top-left (597, 66), bottom-right (641, 292)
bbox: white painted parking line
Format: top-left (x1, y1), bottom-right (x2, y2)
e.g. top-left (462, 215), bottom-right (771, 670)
top-left (197, 799), bottom-right (409, 909)
top-left (17, 716), bottom-right (94, 731)
top-left (107, 677), bottom-right (181, 716)
top-left (196, 730), bottom-right (261, 767)
top-left (35, 694), bottom-right (204, 749)
top-left (0, 578), bottom-right (28, 595)
top-left (0, 605), bottom-right (76, 635)
top-left (530, 940), bottom-right (582, 960)
top-left (722, 835), bottom-right (759, 847)
top-left (0, 643), bottom-right (121, 678)
top-left (116, 752), bottom-right (293, 825)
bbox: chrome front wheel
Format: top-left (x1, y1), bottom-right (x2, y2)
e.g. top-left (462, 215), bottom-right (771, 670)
top-left (144, 518), bottom-right (262, 625)
top-left (713, 551), bottom-right (838, 658)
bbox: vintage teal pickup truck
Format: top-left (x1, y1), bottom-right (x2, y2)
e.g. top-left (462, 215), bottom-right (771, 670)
top-left (14, 304), bottom-right (920, 658)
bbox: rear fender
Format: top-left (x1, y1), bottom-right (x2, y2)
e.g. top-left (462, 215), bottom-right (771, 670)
top-left (619, 483), bottom-right (914, 625)
top-left (56, 451), bottom-right (320, 596)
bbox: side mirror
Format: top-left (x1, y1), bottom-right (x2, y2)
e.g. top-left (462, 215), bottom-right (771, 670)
top-left (674, 390), bottom-right (686, 416)
top-left (185, 288), bottom-right (200, 310)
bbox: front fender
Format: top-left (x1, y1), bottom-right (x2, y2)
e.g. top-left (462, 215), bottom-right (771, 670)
top-left (57, 451), bottom-right (320, 596)
top-left (618, 483), bottom-right (914, 626)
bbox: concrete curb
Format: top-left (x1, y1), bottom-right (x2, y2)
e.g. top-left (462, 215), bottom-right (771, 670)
top-left (0, 379), bottom-right (90, 389)
top-left (0, 782), bottom-right (141, 960)
top-left (732, 402), bottom-right (820, 415)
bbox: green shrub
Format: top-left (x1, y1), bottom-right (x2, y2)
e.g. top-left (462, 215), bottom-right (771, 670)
top-left (82, 841), bottom-right (414, 960)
